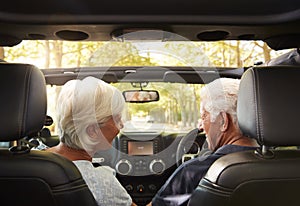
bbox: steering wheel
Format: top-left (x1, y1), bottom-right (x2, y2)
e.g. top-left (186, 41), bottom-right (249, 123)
top-left (176, 128), bottom-right (207, 167)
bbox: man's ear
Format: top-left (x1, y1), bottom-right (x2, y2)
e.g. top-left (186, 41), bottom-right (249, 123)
top-left (220, 112), bottom-right (229, 132)
top-left (86, 124), bottom-right (101, 139)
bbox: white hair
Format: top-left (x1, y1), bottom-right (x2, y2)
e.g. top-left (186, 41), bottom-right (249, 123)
top-left (200, 78), bottom-right (240, 123)
top-left (56, 76), bottom-right (125, 153)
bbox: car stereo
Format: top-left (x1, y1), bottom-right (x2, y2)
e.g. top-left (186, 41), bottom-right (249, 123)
top-left (117, 136), bottom-right (165, 176)
top-left (120, 138), bottom-right (159, 155)
top-left (128, 141), bottom-right (154, 156)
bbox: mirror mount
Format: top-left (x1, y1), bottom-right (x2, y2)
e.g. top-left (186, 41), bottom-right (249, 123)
top-left (131, 82), bottom-right (148, 89)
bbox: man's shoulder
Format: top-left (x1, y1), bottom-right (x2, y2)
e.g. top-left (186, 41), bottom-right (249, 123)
top-left (215, 144), bottom-right (257, 155)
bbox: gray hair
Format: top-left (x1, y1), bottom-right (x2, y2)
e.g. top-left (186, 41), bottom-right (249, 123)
top-left (56, 76), bottom-right (125, 153)
top-left (200, 78), bottom-right (240, 123)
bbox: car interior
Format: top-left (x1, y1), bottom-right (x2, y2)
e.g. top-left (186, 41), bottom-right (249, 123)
top-left (0, 0), bottom-right (299, 205)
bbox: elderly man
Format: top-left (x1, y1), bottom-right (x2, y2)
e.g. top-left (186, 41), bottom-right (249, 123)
top-left (151, 78), bottom-right (258, 206)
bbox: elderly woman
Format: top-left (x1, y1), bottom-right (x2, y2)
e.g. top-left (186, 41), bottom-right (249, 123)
top-left (47, 76), bottom-right (134, 206)
top-left (150, 78), bottom-right (258, 206)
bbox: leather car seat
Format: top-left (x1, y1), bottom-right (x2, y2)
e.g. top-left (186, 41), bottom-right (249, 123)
top-left (188, 66), bottom-right (300, 206)
top-left (0, 63), bottom-right (97, 206)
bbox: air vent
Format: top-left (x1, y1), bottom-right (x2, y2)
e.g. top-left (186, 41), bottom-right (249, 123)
top-left (197, 30), bottom-right (229, 41)
top-left (0, 34), bottom-right (21, 46)
top-left (238, 34), bottom-right (255, 40)
top-left (28, 34), bottom-right (46, 40)
top-left (56, 30), bottom-right (89, 41)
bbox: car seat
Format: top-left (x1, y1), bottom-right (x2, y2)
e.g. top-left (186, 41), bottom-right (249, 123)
top-left (188, 66), bottom-right (300, 206)
top-left (0, 63), bottom-right (97, 206)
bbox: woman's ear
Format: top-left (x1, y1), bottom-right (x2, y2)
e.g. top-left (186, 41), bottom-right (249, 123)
top-left (86, 124), bottom-right (101, 139)
top-left (220, 112), bottom-right (229, 132)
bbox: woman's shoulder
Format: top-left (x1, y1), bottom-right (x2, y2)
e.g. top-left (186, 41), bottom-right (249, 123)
top-left (73, 160), bottom-right (132, 206)
top-left (73, 160), bottom-right (116, 176)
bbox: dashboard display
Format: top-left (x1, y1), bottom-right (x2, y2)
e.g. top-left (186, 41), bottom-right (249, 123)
top-left (128, 141), bottom-right (153, 156)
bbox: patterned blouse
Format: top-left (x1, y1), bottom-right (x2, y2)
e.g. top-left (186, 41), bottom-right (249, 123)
top-left (73, 160), bottom-right (132, 206)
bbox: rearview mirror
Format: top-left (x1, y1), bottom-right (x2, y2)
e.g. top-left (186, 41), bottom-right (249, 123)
top-left (122, 90), bottom-right (159, 103)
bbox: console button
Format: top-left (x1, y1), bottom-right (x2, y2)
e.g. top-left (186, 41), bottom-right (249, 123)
top-left (148, 184), bottom-right (157, 192)
top-left (137, 184), bottom-right (145, 193)
top-left (125, 184), bottom-right (134, 192)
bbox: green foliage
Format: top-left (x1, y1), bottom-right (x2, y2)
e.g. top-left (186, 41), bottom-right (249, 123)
top-left (87, 42), bottom-right (157, 66)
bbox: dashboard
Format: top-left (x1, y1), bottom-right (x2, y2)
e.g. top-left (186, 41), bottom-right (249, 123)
top-left (94, 131), bottom-right (182, 205)
top-left (22, 125), bottom-right (205, 206)
top-left (24, 126), bottom-right (205, 206)
top-left (92, 129), bottom-right (207, 206)
top-left (116, 134), bottom-right (162, 176)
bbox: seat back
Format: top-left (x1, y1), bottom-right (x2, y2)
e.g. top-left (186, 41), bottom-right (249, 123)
top-left (188, 66), bottom-right (300, 206)
top-left (0, 63), bottom-right (97, 206)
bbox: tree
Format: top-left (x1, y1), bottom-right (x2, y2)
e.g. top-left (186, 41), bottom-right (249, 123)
top-left (262, 42), bottom-right (272, 63)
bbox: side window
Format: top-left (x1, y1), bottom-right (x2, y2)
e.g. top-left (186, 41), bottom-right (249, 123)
top-left (0, 142), bottom-right (11, 148)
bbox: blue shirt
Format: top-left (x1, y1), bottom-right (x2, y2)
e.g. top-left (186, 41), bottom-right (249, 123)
top-left (151, 145), bottom-right (256, 206)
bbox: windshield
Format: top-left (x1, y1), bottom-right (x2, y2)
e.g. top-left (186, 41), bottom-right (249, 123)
top-left (46, 82), bottom-right (202, 134)
top-left (2, 39), bottom-right (291, 135)
top-left (113, 82), bottom-right (202, 133)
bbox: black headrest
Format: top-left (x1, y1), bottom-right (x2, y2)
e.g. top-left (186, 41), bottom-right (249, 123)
top-left (0, 63), bottom-right (46, 141)
top-left (238, 66), bottom-right (300, 146)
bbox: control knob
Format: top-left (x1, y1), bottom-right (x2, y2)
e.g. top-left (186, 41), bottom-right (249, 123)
top-left (116, 159), bottom-right (132, 175)
top-left (149, 159), bottom-right (165, 175)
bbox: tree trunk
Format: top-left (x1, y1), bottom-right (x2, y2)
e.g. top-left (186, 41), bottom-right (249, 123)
top-left (77, 43), bottom-right (82, 67)
top-left (52, 41), bottom-right (63, 67)
top-left (236, 41), bottom-right (243, 67)
top-left (44, 41), bottom-right (50, 68)
top-left (0, 47), bottom-right (5, 60)
top-left (263, 42), bottom-right (271, 63)
top-left (187, 100), bottom-right (192, 127)
top-left (222, 42), bottom-right (226, 67)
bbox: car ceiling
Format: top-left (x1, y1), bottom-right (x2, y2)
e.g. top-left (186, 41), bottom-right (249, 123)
top-left (0, 0), bottom-right (299, 50)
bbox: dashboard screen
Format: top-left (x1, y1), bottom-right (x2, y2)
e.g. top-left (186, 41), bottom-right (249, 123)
top-left (128, 141), bottom-right (153, 156)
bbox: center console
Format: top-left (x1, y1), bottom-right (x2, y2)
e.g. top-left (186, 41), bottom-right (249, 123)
top-left (115, 134), bottom-right (165, 176)
top-left (115, 133), bottom-right (177, 205)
